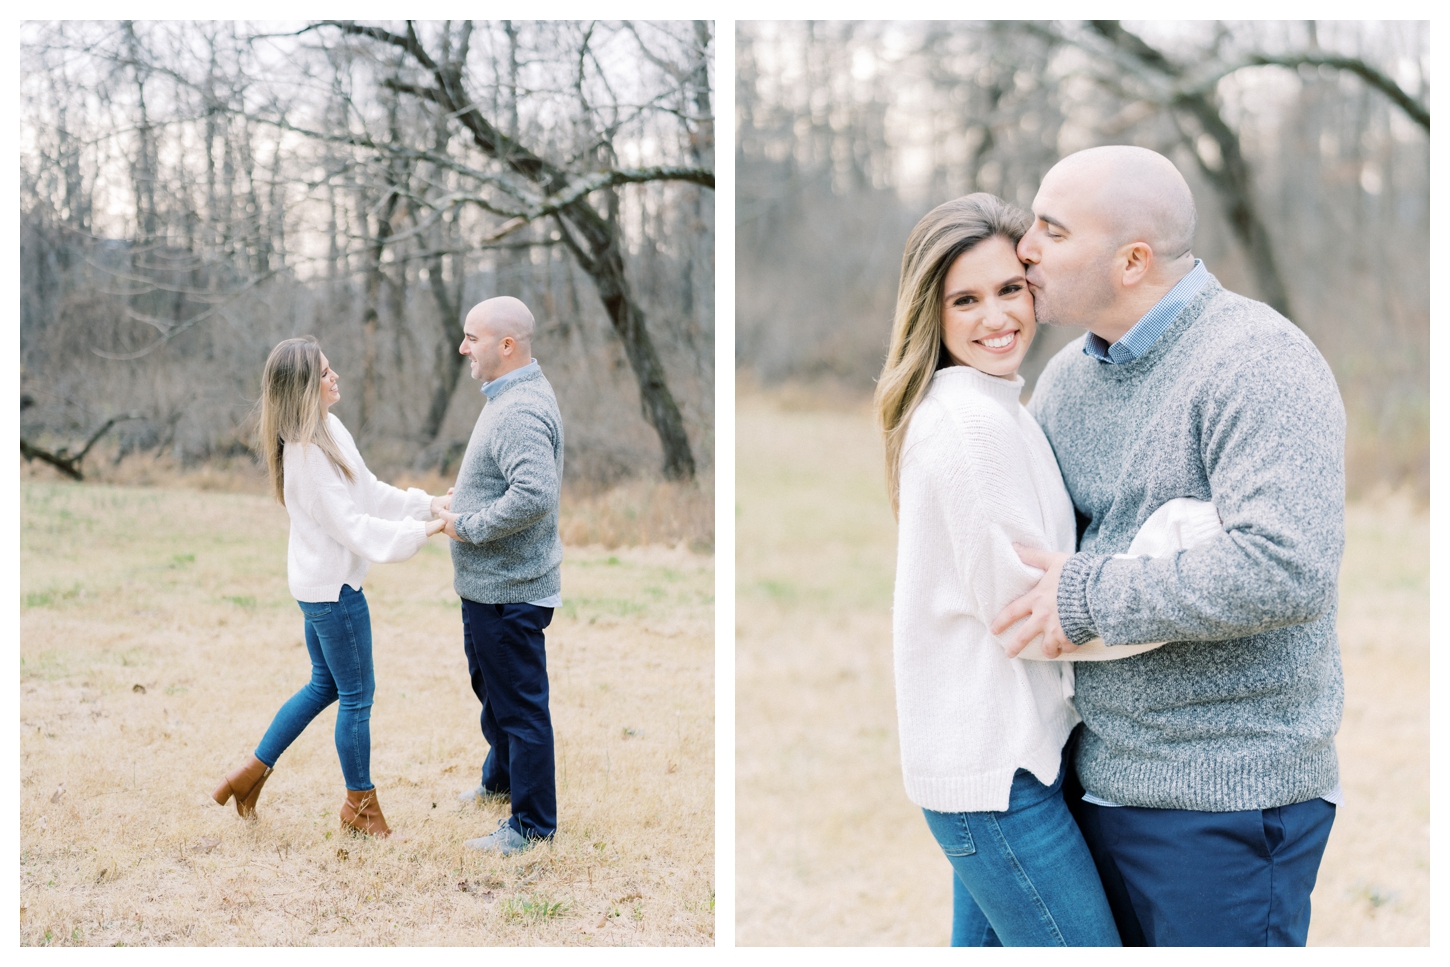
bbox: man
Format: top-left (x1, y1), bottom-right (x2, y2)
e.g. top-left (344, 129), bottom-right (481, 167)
top-left (991, 145), bottom-right (1346, 946)
top-left (438, 296), bottom-right (565, 856)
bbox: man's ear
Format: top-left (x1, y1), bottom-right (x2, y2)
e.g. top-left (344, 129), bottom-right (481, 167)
top-left (1119, 242), bottom-right (1153, 288)
top-left (499, 335), bottom-right (516, 356)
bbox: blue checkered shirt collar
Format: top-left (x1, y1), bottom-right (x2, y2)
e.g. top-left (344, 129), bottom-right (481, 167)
top-left (1083, 259), bottom-right (1208, 365)
top-left (480, 358), bottom-right (540, 399)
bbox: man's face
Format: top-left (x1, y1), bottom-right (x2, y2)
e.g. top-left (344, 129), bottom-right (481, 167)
top-left (459, 316), bottom-right (509, 383)
top-left (1016, 168), bottom-right (1118, 329)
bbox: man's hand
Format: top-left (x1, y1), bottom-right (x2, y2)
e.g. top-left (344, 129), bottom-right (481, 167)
top-left (439, 510), bottom-right (461, 541)
top-left (430, 487), bottom-right (454, 518)
top-left (991, 545), bottom-right (1077, 658)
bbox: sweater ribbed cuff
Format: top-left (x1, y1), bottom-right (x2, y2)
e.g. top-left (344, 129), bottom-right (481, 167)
top-left (1058, 552), bottom-right (1105, 645)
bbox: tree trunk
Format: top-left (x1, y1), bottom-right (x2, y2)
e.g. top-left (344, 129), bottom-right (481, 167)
top-left (359, 191), bottom-right (398, 433)
top-left (1171, 96), bottom-right (1293, 318)
top-left (422, 246), bottom-right (467, 442)
top-left (1089, 21), bottom-right (1294, 320)
top-left (331, 20), bottom-right (699, 480)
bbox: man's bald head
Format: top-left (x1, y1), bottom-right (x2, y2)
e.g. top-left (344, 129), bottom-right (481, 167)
top-left (1018, 145), bottom-right (1198, 339)
top-left (1046, 145), bottom-right (1197, 263)
top-left (459, 296), bottom-right (536, 383)
top-left (466, 296), bottom-right (536, 345)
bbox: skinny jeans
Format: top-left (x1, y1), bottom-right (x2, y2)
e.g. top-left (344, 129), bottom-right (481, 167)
top-left (921, 751), bottom-right (1122, 947)
top-left (254, 584), bottom-right (375, 790)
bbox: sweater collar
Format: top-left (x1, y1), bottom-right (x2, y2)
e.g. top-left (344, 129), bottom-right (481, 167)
top-left (933, 362), bottom-right (1025, 402)
top-left (481, 359), bottom-right (541, 400)
top-left (1089, 275), bottom-right (1223, 381)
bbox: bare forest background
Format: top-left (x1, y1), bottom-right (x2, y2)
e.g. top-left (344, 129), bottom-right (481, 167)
top-left (736, 20), bottom-right (1429, 499)
top-left (21, 20), bottom-right (714, 492)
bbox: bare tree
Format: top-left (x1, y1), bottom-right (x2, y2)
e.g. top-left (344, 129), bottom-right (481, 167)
top-left (309, 20), bottom-right (712, 479)
top-left (21, 20), bottom-right (715, 485)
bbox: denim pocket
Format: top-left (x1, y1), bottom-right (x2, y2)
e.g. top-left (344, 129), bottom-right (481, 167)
top-left (923, 809), bottom-right (977, 857)
top-left (298, 601), bottom-right (333, 619)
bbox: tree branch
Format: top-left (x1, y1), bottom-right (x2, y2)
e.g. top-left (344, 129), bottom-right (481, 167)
top-left (1241, 53), bottom-right (1428, 131)
top-left (483, 165), bottom-right (715, 241)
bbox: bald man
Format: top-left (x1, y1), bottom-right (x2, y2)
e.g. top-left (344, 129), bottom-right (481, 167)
top-left (992, 146), bottom-right (1345, 945)
top-left (439, 296), bottom-right (565, 856)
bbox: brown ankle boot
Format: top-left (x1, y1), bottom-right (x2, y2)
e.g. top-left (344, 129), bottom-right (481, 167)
top-left (212, 754), bottom-right (273, 818)
top-left (340, 787), bottom-right (393, 838)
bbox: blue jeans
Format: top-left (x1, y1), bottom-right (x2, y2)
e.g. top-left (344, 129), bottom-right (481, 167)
top-left (461, 599), bottom-right (556, 840)
top-left (922, 760), bottom-right (1122, 946)
top-left (255, 584), bottom-right (375, 790)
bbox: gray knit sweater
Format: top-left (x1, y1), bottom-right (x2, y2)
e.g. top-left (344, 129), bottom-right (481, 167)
top-left (1029, 275), bottom-right (1346, 812)
top-left (450, 368), bottom-right (564, 604)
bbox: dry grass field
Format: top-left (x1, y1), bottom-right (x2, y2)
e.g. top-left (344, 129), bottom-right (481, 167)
top-left (736, 387), bottom-right (1428, 946)
top-left (19, 478), bottom-right (714, 946)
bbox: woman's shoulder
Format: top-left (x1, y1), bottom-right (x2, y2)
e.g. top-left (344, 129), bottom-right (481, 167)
top-left (324, 412), bottom-right (357, 444)
top-left (285, 416), bottom-right (356, 469)
top-left (917, 371), bottom-right (1022, 442)
top-left (903, 386), bottom-right (1026, 490)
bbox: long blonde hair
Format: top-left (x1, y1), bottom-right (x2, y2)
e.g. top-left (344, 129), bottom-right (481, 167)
top-left (874, 193), bottom-right (1031, 516)
top-left (257, 336), bottom-right (355, 504)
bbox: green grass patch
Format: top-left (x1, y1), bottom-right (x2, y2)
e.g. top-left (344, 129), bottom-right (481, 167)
top-left (20, 651), bottom-right (69, 681)
top-left (21, 583), bottom-right (85, 610)
top-left (559, 597), bottom-right (647, 621)
top-left (500, 894), bottom-right (569, 923)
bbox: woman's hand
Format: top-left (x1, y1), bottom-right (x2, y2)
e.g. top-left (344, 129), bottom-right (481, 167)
top-left (426, 518), bottom-right (447, 537)
top-left (429, 487), bottom-right (454, 518)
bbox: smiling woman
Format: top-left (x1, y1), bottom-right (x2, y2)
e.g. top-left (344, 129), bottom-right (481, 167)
top-left (871, 192), bottom-right (1121, 947)
top-left (873, 192), bottom-right (1032, 515)
top-left (214, 336), bottom-right (449, 840)
top-left (939, 235), bottom-right (1036, 378)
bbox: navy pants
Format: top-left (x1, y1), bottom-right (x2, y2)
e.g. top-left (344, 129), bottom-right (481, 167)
top-left (1065, 747), bottom-right (1336, 945)
top-left (461, 598), bottom-right (556, 840)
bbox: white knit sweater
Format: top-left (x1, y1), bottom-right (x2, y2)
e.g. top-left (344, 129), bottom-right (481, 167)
top-left (892, 365), bottom-right (1080, 812)
top-left (282, 413), bottom-right (433, 603)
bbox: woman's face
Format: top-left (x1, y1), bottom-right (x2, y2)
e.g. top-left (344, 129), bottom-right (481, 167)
top-left (939, 234), bottom-right (1036, 379)
top-left (318, 351), bottom-right (341, 412)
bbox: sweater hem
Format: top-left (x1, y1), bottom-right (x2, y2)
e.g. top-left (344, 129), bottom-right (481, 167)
top-left (289, 577), bottom-right (366, 605)
top-left (1076, 743), bottom-right (1340, 812)
top-left (455, 568), bottom-right (561, 606)
top-left (902, 708), bottom-right (1078, 813)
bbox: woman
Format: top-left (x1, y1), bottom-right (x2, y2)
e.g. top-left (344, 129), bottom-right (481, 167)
top-left (874, 194), bottom-right (1120, 946)
top-left (212, 337), bottom-right (449, 839)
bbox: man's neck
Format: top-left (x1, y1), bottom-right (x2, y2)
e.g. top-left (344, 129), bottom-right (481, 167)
top-left (487, 356), bottom-right (535, 383)
top-left (1088, 261), bottom-right (1194, 344)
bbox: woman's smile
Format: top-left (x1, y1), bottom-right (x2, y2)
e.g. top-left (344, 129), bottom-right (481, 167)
top-left (940, 234), bottom-right (1037, 378)
top-left (977, 331), bottom-right (1019, 352)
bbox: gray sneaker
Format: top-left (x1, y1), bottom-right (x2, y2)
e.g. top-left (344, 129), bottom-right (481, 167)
top-left (465, 820), bottom-right (534, 856)
top-left (458, 784), bottom-right (509, 805)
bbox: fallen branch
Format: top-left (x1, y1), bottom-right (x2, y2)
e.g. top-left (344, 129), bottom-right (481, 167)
top-left (20, 413), bottom-right (146, 481)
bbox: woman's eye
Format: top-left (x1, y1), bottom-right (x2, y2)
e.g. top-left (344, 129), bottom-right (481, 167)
top-left (954, 296), bottom-right (975, 306)
top-left (1001, 284), bottom-right (1022, 295)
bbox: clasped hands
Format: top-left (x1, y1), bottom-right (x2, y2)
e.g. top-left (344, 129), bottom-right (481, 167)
top-left (427, 488), bottom-right (461, 540)
top-left (991, 545), bottom-right (1077, 659)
